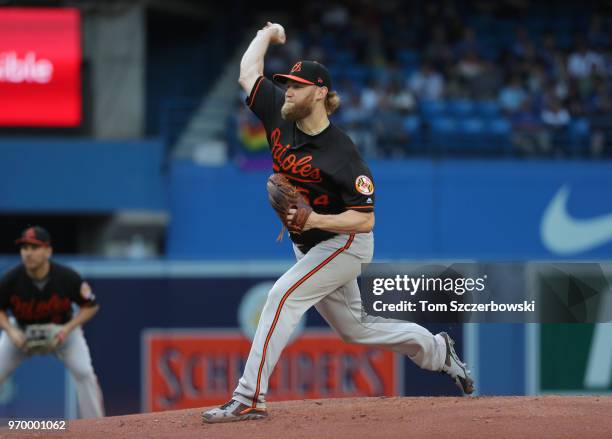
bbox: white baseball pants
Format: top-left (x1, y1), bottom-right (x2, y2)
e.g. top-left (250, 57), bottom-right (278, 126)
top-left (0, 324), bottom-right (105, 418)
top-left (233, 232), bottom-right (447, 408)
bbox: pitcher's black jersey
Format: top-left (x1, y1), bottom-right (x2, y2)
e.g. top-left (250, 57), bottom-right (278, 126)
top-left (246, 76), bottom-right (375, 250)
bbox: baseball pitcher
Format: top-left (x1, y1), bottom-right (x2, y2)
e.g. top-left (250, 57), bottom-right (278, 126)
top-left (203, 22), bottom-right (474, 423)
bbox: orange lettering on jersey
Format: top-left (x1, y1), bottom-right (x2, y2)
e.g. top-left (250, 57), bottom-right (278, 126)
top-left (270, 128), bottom-right (322, 183)
top-left (10, 294), bottom-right (71, 322)
top-left (313, 194), bottom-right (330, 206)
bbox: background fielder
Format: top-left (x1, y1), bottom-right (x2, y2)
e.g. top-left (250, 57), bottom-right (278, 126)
top-left (202, 22), bottom-right (474, 424)
top-left (0, 226), bottom-right (104, 419)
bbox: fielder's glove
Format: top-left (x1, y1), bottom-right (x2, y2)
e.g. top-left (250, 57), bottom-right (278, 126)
top-left (267, 173), bottom-right (313, 240)
top-left (23, 324), bottom-right (65, 355)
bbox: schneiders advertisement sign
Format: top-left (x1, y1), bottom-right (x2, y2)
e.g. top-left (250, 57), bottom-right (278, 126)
top-left (142, 330), bottom-right (400, 412)
top-left (0, 8), bottom-right (81, 127)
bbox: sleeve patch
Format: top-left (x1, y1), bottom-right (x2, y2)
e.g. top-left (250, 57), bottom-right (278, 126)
top-left (80, 281), bottom-right (95, 301)
top-left (355, 175), bottom-right (374, 195)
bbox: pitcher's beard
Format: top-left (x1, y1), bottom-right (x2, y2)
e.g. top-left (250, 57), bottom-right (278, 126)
top-left (281, 101), bottom-right (313, 121)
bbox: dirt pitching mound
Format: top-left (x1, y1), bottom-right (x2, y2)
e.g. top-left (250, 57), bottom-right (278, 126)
top-left (3, 396), bottom-right (611, 439)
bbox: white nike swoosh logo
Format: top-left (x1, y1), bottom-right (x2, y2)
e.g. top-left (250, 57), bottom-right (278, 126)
top-left (541, 185), bottom-right (612, 255)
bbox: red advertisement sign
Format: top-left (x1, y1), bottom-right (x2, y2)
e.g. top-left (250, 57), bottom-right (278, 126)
top-left (0, 8), bottom-right (81, 126)
top-left (143, 330), bottom-right (401, 412)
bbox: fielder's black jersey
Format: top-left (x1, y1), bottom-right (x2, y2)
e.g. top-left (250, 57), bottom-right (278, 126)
top-left (246, 76), bottom-right (375, 251)
top-left (0, 261), bottom-right (97, 326)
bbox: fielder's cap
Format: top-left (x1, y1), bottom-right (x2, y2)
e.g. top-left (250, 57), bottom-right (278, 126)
top-left (273, 60), bottom-right (332, 90)
top-left (15, 226), bottom-right (51, 247)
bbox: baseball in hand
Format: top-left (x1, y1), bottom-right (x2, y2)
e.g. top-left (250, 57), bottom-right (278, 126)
top-left (265, 22), bottom-right (286, 44)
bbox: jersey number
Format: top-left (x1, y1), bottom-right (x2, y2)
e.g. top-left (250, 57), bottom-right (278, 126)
top-left (313, 195), bottom-right (330, 206)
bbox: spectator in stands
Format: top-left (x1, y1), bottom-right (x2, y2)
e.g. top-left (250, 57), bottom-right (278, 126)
top-left (341, 92), bottom-right (369, 126)
top-left (565, 81), bottom-right (586, 116)
top-left (511, 98), bottom-right (551, 156)
top-left (603, 48), bottom-right (612, 76)
top-left (455, 50), bottom-right (485, 87)
top-left (360, 79), bottom-right (383, 116)
top-left (589, 77), bottom-right (612, 114)
top-left (542, 96), bottom-right (572, 155)
top-left (539, 33), bottom-right (564, 78)
top-left (454, 50), bottom-right (487, 97)
top-left (587, 16), bottom-right (610, 49)
top-left (511, 27), bottom-right (533, 59)
top-left (453, 26), bottom-right (481, 59)
top-left (498, 75), bottom-right (527, 114)
top-left (587, 77), bottom-right (612, 156)
top-left (526, 63), bottom-right (547, 95)
top-left (341, 93), bottom-right (378, 159)
top-left (228, 1), bottom-right (611, 160)
top-left (321, 3), bottom-right (349, 30)
top-left (386, 80), bottom-right (417, 114)
top-left (424, 25), bottom-right (454, 71)
top-left (409, 62), bottom-right (445, 100)
top-left (373, 98), bottom-right (411, 157)
top-left (567, 37), bottom-right (605, 79)
top-left (423, 0), bottom-right (463, 44)
top-left (521, 41), bottom-right (540, 70)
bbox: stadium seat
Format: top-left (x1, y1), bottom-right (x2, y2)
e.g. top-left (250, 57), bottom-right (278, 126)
top-left (403, 115), bottom-right (421, 134)
top-left (448, 100), bottom-right (476, 117)
top-left (420, 100), bottom-right (448, 117)
top-left (459, 117), bottom-right (486, 134)
top-left (475, 101), bottom-right (501, 119)
top-left (488, 118), bottom-right (510, 133)
top-left (397, 49), bottom-right (420, 69)
top-left (486, 118), bottom-right (513, 154)
top-left (567, 118), bottom-right (590, 156)
top-left (429, 117), bottom-right (458, 153)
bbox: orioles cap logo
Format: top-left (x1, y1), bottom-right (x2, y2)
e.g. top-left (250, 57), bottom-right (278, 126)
top-left (291, 62), bottom-right (302, 73)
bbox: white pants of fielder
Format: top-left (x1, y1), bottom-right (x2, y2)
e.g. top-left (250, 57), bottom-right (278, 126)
top-left (0, 324), bottom-right (105, 418)
top-left (233, 232), bottom-right (447, 408)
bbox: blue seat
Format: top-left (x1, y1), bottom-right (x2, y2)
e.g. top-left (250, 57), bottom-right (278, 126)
top-left (334, 50), bottom-right (355, 64)
top-left (344, 65), bottom-right (368, 83)
top-left (488, 118), bottom-right (511, 134)
top-left (475, 101), bottom-right (500, 119)
top-left (447, 99), bottom-right (476, 117)
top-left (420, 100), bottom-right (448, 117)
top-left (486, 118), bottom-right (512, 154)
top-left (444, 118), bottom-right (485, 151)
top-left (428, 117), bottom-right (458, 153)
top-left (402, 66), bottom-right (418, 77)
top-left (402, 115), bottom-right (421, 134)
top-left (459, 118), bottom-right (486, 134)
top-left (567, 118), bottom-right (590, 155)
top-left (397, 49), bottom-right (420, 67)
top-left (481, 45), bottom-right (501, 61)
top-left (570, 118), bottom-right (589, 136)
top-left (430, 117), bottom-right (457, 132)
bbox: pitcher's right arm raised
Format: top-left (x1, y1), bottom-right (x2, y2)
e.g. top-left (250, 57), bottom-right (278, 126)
top-left (238, 22), bottom-right (286, 94)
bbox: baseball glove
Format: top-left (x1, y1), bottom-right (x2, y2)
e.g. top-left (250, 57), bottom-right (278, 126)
top-left (23, 324), bottom-right (64, 355)
top-left (267, 173), bottom-right (313, 240)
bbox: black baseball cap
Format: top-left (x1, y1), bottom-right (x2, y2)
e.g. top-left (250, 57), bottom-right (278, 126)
top-left (15, 226), bottom-right (51, 247)
top-left (273, 60), bottom-right (332, 90)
